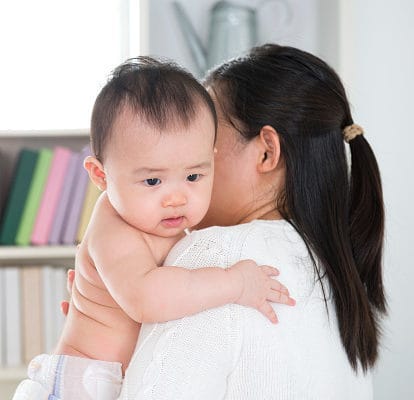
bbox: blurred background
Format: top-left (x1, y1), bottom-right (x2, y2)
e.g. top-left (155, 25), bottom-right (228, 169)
top-left (0, 0), bottom-right (413, 398)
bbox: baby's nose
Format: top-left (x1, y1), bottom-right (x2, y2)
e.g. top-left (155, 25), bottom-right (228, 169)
top-left (162, 192), bottom-right (187, 208)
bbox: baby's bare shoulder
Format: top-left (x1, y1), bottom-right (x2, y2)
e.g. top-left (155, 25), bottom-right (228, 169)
top-left (141, 232), bottom-right (181, 266)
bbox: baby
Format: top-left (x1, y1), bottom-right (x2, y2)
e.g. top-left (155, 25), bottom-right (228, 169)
top-left (13, 57), bottom-right (294, 400)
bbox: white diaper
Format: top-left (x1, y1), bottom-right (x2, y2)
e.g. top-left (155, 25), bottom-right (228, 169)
top-left (12, 354), bottom-right (123, 400)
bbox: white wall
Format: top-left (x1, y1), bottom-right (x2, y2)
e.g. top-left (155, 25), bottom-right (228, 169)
top-left (146, 0), bottom-right (414, 397)
top-left (340, 0), bottom-right (414, 398)
top-left (147, 0), bottom-right (320, 76)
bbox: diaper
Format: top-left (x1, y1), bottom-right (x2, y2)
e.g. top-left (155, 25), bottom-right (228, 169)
top-left (12, 354), bottom-right (123, 400)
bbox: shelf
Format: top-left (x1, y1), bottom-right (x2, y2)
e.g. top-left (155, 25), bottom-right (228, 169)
top-left (0, 366), bottom-right (26, 381)
top-left (0, 246), bottom-right (76, 266)
top-left (0, 129), bottom-right (89, 138)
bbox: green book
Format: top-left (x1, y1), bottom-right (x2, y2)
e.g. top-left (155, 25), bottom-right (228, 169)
top-left (15, 148), bottom-right (53, 246)
top-left (0, 149), bottom-right (38, 245)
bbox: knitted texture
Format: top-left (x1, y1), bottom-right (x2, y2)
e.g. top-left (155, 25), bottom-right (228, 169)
top-left (121, 220), bottom-right (373, 400)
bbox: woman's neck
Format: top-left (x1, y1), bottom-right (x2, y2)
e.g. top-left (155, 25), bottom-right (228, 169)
top-left (237, 202), bottom-right (283, 224)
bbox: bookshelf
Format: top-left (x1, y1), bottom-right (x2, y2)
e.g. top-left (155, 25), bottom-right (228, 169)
top-left (0, 130), bottom-right (90, 214)
top-left (0, 129), bottom-right (89, 397)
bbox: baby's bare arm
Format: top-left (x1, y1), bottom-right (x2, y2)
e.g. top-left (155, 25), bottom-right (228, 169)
top-left (131, 260), bottom-right (294, 324)
top-left (80, 194), bottom-right (294, 325)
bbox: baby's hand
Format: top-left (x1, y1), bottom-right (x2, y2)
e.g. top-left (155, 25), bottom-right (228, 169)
top-left (228, 259), bottom-right (295, 324)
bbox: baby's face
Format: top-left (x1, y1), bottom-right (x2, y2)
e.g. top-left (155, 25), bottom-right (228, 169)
top-left (102, 106), bottom-right (215, 237)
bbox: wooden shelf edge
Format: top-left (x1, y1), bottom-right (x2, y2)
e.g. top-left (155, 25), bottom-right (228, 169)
top-left (0, 129), bottom-right (89, 138)
top-left (0, 246), bottom-right (76, 266)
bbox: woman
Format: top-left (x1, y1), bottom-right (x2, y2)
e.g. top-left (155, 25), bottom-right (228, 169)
top-left (118, 44), bottom-right (385, 399)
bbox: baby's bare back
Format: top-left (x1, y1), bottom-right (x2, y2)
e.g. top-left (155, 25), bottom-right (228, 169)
top-left (55, 244), bottom-right (140, 371)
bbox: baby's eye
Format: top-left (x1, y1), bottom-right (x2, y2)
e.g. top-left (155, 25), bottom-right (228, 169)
top-left (187, 174), bottom-right (200, 182)
top-left (144, 178), bottom-right (161, 186)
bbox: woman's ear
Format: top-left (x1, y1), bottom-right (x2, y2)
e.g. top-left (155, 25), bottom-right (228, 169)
top-left (256, 125), bottom-right (281, 173)
top-left (84, 156), bottom-right (106, 191)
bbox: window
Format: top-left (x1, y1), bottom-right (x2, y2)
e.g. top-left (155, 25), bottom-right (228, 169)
top-left (0, 0), bottom-right (142, 130)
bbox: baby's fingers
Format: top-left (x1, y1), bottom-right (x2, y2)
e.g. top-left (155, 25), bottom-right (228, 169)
top-left (260, 265), bottom-right (280, 276)
top-left (270, 279), bottom-right (291, 296)
top-left (66, 269), bottom-right (75, 294)
top-left (267, 289), bottom-right (296, 306)
top-left (60, 301), bottom-right (69, 316)
top-left (259, 302), bottom-right (279, 324)
top-left (269, 280), bottom-right (296, 305)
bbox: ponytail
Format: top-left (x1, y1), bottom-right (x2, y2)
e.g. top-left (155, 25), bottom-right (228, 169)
top-left (349, 136), bottom-right (386, 312)
top-left (280, 129), bottom-right (385, 372)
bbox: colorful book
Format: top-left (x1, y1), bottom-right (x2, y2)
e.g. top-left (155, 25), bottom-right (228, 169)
top-left (0, 149), bottom-right (38, 245)
top-left (21, 266), bottom-right (43, 363)
top-left (61, 146), bottom-right (90, 245)
top-left (15, 148), bottom-right (53, 246)
top-left (49, 151), bottom-right (81, 245)
top-left (4, 266), bottom-right (22, 366)
top-left (31, 147), bottom-right (72, 245)
top-left (76, 181), bottom-right (101, 243)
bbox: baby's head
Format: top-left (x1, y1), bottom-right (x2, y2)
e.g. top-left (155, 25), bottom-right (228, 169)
top-left (85, 57), bottom-right (217, 237)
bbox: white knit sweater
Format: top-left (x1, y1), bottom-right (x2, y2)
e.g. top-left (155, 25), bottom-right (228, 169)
top-left (119, 220), bottom-right (373, 400)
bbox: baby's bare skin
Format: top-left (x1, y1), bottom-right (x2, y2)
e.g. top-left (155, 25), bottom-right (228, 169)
top-left (55, 195), bottom-right (180, 372)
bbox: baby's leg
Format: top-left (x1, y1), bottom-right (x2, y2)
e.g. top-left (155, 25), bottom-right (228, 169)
top-left (13, 354), bottom-right (123, 400)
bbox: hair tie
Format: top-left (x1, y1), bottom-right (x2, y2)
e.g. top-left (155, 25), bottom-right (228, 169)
top-left (343, 124), bottom-right (364, 143)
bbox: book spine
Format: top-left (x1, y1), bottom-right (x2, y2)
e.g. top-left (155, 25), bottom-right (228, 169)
top-left (0, 149), bottom-right (38, 245)
top-left (61, 147), bottom-right (90, 244)
top-left (54, 267), bottom-right (67, 339)
top-left (41, 266), bottom-right (68, 353)
top-left (76, 181), bottom-right (101, 243)
top-left (4, 267), bottom-right (22, 366)
top-left (21, 266), bottom-right (44, 364)
top-left (0, 269), bottom-right (4, 366)
top-left (15, 148), bottom-right (53, 246)
top-left (42, 266), bottom-right (56, 354)
top-left (49, 152), bottom-right (81, 245)
top-left (31, 147), bottom-right (72, 245)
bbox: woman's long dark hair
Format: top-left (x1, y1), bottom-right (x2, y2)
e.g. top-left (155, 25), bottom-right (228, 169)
top-left (205, 44), bottom-right (385, 372)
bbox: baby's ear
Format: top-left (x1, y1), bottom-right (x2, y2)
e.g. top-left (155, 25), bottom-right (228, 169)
top-left (84, 156), bottom-right (106, 191)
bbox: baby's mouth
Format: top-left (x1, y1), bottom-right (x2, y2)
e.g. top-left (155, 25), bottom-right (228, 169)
top-left (161, 216), bottom-right (184, 228)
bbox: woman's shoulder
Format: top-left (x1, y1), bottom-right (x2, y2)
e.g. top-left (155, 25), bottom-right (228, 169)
top-left (165, 224), bottom-right (251, 267)
top-left (194, 219), bottom-right (295, 238)
top-left (165, 220), bottom-right (302, 267)
top-left (187, 220), bottom-right (294, 251)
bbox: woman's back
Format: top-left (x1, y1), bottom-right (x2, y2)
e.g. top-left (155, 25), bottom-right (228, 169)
top-left (121, 220), bottom-right (372, 399)
top-left (224, 220), bottom-right (372, 399)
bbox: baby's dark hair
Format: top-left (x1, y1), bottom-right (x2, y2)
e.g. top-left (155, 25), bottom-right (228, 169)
top-left (91, 56), bottom-right (217, 161)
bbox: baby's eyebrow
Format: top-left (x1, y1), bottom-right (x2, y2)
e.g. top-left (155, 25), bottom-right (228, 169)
top-left (133, 161), bottom-right (211, 175)
top-left (133, 167), bottom-right (166, 175)
top-left (186, 161), bottom-right (211, 170)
